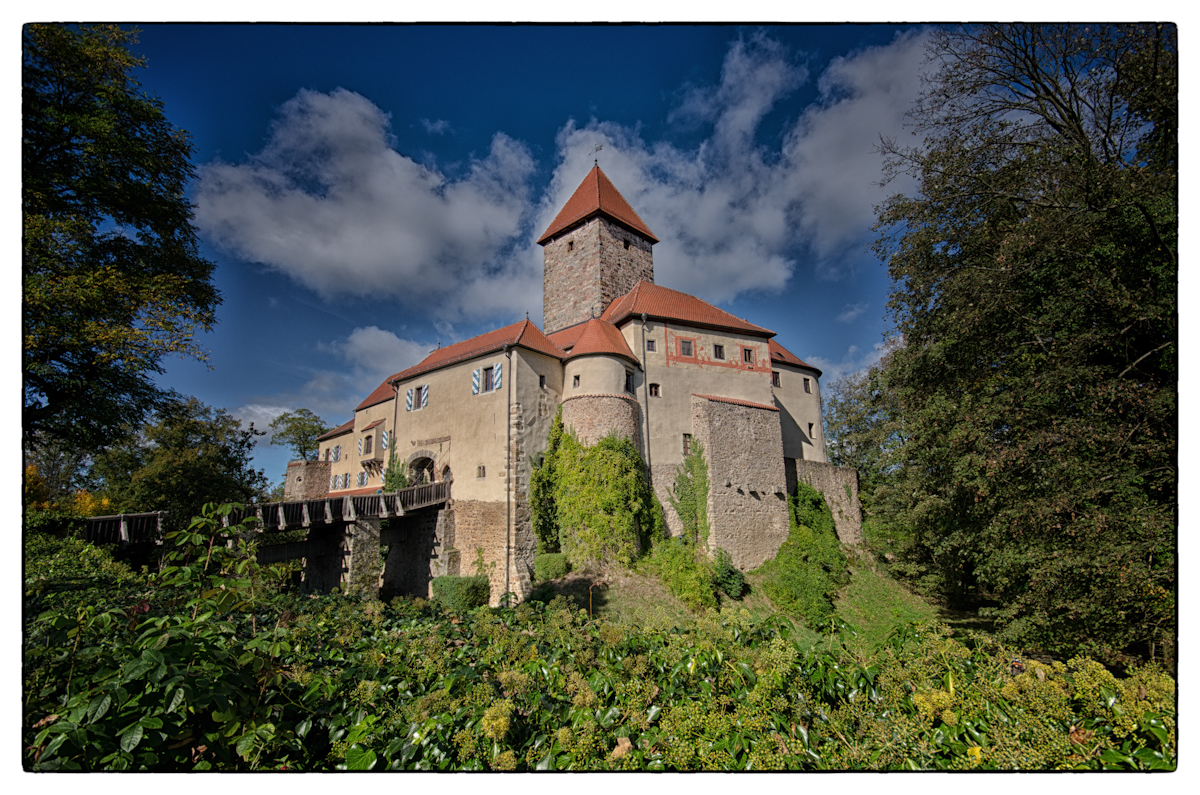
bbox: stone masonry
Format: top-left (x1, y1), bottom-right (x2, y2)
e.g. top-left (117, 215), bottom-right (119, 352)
top-left (543, 216), bottom-right (654, 334)
top-left (561, 393), bottom-right (644, 453)
top-left (284, 460), bottom-right (331, 501)
top-left (788, 458), bottom-right (863, 546)
top-left (691, 395), bottom-right (790, 571)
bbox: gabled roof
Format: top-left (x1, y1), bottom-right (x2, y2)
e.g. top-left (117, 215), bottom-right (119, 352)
top-left (601, 281), bottom-right (774, 337)
top-left (546, 321), bottom-right (588, 352)
top-left (768, 339), bottom-right (821, 376)
top-left (556, 318), bottom-right (639, 365)
top-left (537, 165), bottom-right (658, 245)
top-left (317, 418), bottom-right (354, 442)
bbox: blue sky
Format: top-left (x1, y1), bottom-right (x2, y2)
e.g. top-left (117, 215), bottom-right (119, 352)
top-left (86, 23), bottom-right (935, 487)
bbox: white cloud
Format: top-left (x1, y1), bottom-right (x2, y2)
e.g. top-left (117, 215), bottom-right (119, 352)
top-left (837, 302), bottom-right (868, 323)
top-left (194, 88), bottom-right (538, 318)
top-left (807, 340), bottom-right (888, 385)
top-left (238, 326), bottom-right (432, 440)
top-left (529, 30), bottom-right (929, 306)
top-left (421, 118), bottom-right (452, 135)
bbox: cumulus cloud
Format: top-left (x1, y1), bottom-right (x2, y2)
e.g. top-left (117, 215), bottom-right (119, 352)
top-left (194, 88), bottom-right (538, 317)
top-left (421, 118), bottom-right (452, 135)
top-left (836, 302), bottom-right (868, 323)
top-left (237, 326), bottom-right (433, 443)
top-left (529, 30), bottom-right (929, 305)
top-left (805, 341), bottom-right (888, 385)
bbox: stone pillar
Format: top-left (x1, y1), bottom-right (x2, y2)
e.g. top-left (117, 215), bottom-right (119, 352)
top-left (342, 517), bottom-right (381, 598)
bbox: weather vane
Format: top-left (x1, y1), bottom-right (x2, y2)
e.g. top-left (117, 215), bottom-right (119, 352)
top-left (592, 144), bottom-right (603, 167)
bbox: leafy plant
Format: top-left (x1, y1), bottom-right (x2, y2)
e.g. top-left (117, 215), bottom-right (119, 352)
top-left (667, 440), bottom-right (708, 547)
top-left (431, 576), bottom-right (489, 611)
top-left (534, 553), bottom-right (570, 582)
top-left (711, 548), bottom-right (745, 600)
top-left (640, 538), bottom-right (716, 611)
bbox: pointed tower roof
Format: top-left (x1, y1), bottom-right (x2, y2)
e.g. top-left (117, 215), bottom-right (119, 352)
top-left (537, 165), bottom-right (659, 245)
top-left (549, 317), bottom-right (640, 365)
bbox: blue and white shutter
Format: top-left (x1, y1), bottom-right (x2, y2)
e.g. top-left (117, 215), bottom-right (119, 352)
top-left (472, 368), bottom-right (480, 395)
top-left (420, 385), bottom-right (429, 408)
top-left (333, 445), bottom-right (341, 462)
top-left (406, 388), bottom-right (413, 411)
top-left (381, 430), bottom-right (388, 451)
top-left (495, 361), bottom-right (502, 390)
top-left (329, 475), bottom-right (336, 491)
top-left (358, 438), bottom-right (363, 455)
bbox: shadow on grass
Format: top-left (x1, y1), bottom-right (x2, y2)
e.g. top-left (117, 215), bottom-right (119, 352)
top-left (530, 571), bottom-right (611, 617)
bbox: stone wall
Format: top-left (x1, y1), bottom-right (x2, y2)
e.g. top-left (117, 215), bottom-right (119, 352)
top-left (451, 499), bottom-right (509, 605)
top-left (542, 216), bottom-right (654, 334)
top-left (380, 507), bottom-right (450, 599)
top-left (788, 459), bottom-right (863, 546)
top-left (691, 395), bottom-right (789, 571)
top-left (507, 401), bottom-right (536, 603)
top-left (562, 393), bottom-right (643, 453)
top-left (284, 460), bottom-right (331, 501)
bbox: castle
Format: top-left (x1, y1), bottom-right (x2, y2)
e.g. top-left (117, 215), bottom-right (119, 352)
top-left (284, 165), bottom-right (860, 603)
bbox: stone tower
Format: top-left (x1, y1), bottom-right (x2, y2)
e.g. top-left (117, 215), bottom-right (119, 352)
top-left (538, 165), bottom-right (658, 335)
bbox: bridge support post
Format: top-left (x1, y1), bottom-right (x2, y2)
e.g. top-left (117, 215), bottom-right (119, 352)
top-left (342, 517), bottom-right (382, 598)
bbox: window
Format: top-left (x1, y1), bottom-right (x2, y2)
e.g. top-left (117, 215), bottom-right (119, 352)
top-left (407, 385), bottom-right (429, 410)
top-left (743, 347), bottom-right (755, 364)
top-left (713, 344), bottom-right (725, 360)
top-left (683, 433), bottom-right (693, 456)
top-left (625, 371), bottom-right (635, 394)
top-left (483, 366), bottom-right (495, 392)
top-left (363, 435), bottom-right (373, 454)
top-left (808, 423), bottom-right (815, 438)
top-left (646, 339), bottom-right (656, 352)
top-left (567, 240), bottom-right (574, 252)
top-left (772, 371), bottom-right (781, 387)
top-left (649, 383), bottom-right (660, 397)
top-left (573, 374), bottom-right (580, 388)
top-left (325, 448), bottom-right (331, 462)
top-left (680, 339), bottom-right (693, 357)
top-left (623, 239), bottom-right (631, 250)
top-left (357, 472), bottom-right (367, 487)
top-left (476, 465), bottom-right (486, 479)
top-left (333, 445), bottom-right (341, 462)
top-left (803, 377), bottom-right (811, 394)
top-left (539, 374), bottom-right (546, 388)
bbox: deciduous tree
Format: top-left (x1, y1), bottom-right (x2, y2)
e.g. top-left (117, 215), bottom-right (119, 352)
top-left (23, 24), bottom-right (219, 454)
top-left (268, 409), bottom-right (330, 461)
top-left (874, 24), bottom-right (1175, 665)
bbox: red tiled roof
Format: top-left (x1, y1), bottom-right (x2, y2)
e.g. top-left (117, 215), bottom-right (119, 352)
top-left (317, 419), bottom-right (354, 441)
top-left (601, 281), bottom-right (774, 337)
top-left (391, 319), bottom-right (566, 386)
top-left (546, 321), bottom-right (587, 352)
top-left (560, 318), bottom-right (639, 365)
top-left (693, 393), bottom-right (780, 412)
top-left (361, 419), bottom-right (385, 431)
top-left (769, 339), bottom-right (821, 376)
top-left (537, 165), bottom-right (658, 245)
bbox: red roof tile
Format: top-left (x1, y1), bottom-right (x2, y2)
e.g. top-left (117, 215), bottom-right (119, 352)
top-left (546, 321), bottom-right (587, 352)
top-left (768, 339), bottom-right (821, 375)
top-left (317, 419), bottom-right (354, 441)
top-left (361, 419), bottom-right (385, 431)
top-left (560, 318), bottom-right (639, 365)
top-left (537, 165), bottom-right (658, 245)
top-left (393, 319), bottom-right (566, 386)
top-left (601, 281), bottom-right (774, 337)
top-left (693, 393), bottom-right (780, 412)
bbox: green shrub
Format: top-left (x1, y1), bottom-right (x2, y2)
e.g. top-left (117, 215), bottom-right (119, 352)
top-left (668, 440), bottom-right (708, 546)
top-left (431, 575), bottom-right (490, 611)
top-left (25, 508), bottom-right (87, 538)
top-left (24, 531), bottom-right (136, 588)
top-left (640, 538), bottom-right (716, 610)
top-left (754, 482), bottom-right (849, 626)
top-left (534, 553), bottom-right (570, 582)
top-left (711, 548), bottom-right (745, 600)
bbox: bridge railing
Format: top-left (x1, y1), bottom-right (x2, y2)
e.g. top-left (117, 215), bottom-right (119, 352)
top-left (84, 512), bottom-right (167, 545)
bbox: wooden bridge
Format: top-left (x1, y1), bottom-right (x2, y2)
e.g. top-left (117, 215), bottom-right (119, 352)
top-left (83, 481), bottom-right (454, 596)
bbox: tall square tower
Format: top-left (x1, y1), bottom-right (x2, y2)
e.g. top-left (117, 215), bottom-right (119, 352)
top-left (539, 165), bottom-right (657, 334)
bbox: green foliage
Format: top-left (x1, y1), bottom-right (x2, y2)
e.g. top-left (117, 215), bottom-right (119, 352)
top-left (89, 396), bottom-right (268, 533)
top-left (268, 409), bottom-right (329, 461)
top-left (534, 553), bottom-right (570, 582)
top-left (553, 430), bottom-right (660, 569)
top-left (755, 482), bottom-right (849, 627)
top-left (872, 24), bottom-right (1176, 666)
top-left (667, 440), bottom-right (709, 546)
top-left (23, 24), bottom-right (219, 454)
top-left (25, 531), bottom-right (137, 588)
top-left (640, 539), bottom-right (716, 611)
top-left (23, 509), bottom-right (1177, 770)
top-left (25, 508), bottom-right (88, 538)
top-left (431, 576), bottom-right (490, 612)
top-left (711, 548), bottom-right (745, 600)
top-left (383, 450), bottom-right (409, 492)
top-left (530, 408), bottom-right (564, 553)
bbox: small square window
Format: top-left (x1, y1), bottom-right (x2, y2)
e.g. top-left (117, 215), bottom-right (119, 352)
top-left (743, 347), bottom-right (755, 364)
top-left (573, 374), bottom-right (580, 388)
top-left (680, 339), bottom-right (693, 357)
top-left (646, 339), bottom-right (656, 352)
top-left (713, 344), bottom-right (724, 360)
top-left (772, 372), bottom-right (781, 387)
top-left (539, 374), bottom-right (546, 388)
top-left (683, 433), bottom-right (693, 456)
top-left (649, 383), bottom-right (660, 397)
top-left (803, 377), bottom-right (811, 393)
